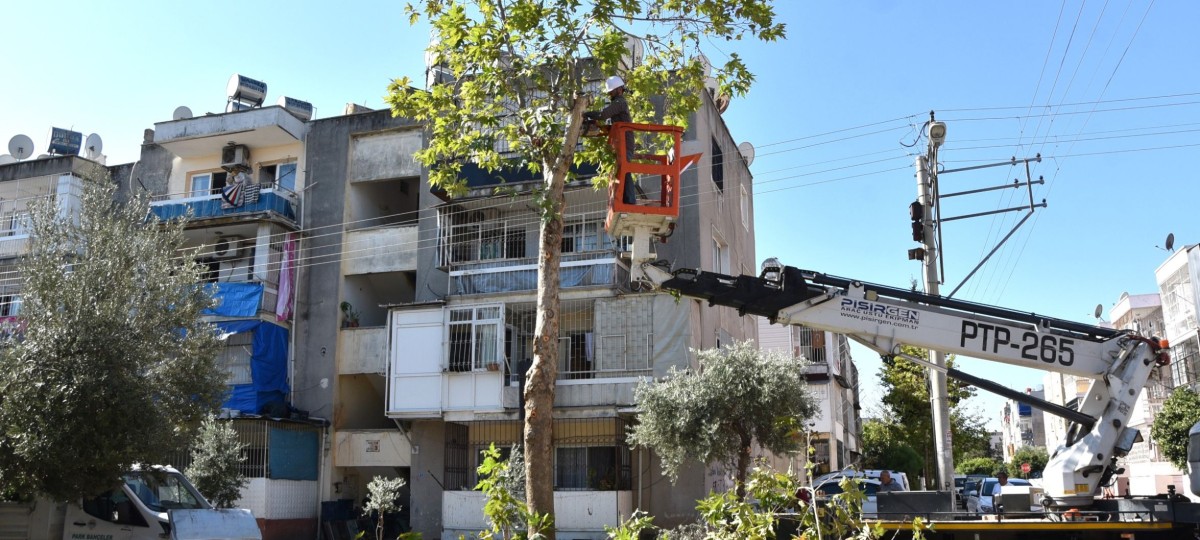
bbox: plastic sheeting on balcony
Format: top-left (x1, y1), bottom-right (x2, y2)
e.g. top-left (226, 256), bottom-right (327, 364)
top-left (450, 253), bottom-right (628, 295)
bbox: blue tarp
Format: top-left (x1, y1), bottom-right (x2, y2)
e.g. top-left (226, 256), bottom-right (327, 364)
top-left (218, 320), bottom-right (290, 414)
top-left (150, 190), bottom-right (296, 221)
top-left (269, 427), bottom-right (319, 480)
top-left (203, 282), bottom-right (264, 317)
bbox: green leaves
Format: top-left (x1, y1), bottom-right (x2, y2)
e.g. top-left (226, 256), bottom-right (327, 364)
top-left (1150, 386), bottom-right (1200, 469)
top-left (0, 172), bottom-right (225, 501)
top-left (628, 341), bottom-right (817, 494)
top-left (187, 415), bottom-right (247, 508)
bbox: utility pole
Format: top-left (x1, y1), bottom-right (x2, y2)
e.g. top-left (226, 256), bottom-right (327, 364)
top-left (913, 115), bottom-right (955, 498)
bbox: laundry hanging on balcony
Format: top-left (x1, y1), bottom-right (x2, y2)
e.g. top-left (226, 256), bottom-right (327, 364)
top-left (220, 172), bottom-right (261, 209)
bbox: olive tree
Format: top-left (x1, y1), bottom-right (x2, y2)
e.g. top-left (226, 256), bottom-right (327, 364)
top-left (628, 341), bottom-right (817, 499)
top-left (0, 176), bottom-right (225, 501)
top-left (387, 1), bottom-right (784, 534)
top-left (187, 415), bottom-right (248, 508)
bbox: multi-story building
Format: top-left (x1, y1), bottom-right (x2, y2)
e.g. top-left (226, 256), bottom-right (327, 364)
top-left (294, 81), bottom-right (758, 537)
top-left (137, 97), bottom-right (324, 539)
top-left (757, 320), bottom-right (861, 479)
top-left (1157, 245), bottom-right (1200, 389)
top-left (999, 387), bottom-right (1045, 463)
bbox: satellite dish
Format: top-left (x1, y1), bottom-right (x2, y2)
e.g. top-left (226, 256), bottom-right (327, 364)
top-left (0, 155), bottom-right (15, 165)
top-left (737, 141), bottom-right (755, 166)
top-left (85, 133), bottom-right (104, 159)
top-left (1166, 233), bottom-right (1175, 252)
top-left (619, 36), bottom-right (644, 72)
top-left (8, 134), bottom-right (33, 160)
top-left (1094, 304), bottom-right (1104, 320)
top-left (172, 106), bottom-right (194, 120)
top-left (36, 154), bottom-right (50, 160)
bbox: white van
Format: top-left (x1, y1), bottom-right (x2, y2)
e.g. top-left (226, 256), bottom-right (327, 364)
top-left (1, 465), bottom-right (260, 540)
top-left (814, 469), bottom-right (911, 491)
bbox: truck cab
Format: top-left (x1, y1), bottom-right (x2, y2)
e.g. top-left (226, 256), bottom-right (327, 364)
top-left (64, 465), bottom-right (211, 540)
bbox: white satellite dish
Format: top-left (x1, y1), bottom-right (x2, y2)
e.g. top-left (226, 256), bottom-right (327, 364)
top-left (172, 106), bottom-right (194, 120)
top-left (619, 36), bottom-right (644, 72)
top-left (0, 155), bottom-right (15, 165)
top-left (737, 141), bottom-right (755, 166)
top-left (85, 133), bottom-right (104, 159)
top-left (8, 134), bottom-right (33, 160)
top-left (36, 154), bottom-right (50, 160)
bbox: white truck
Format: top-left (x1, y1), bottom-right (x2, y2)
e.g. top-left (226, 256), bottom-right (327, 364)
top-left (0, 465), bottom-right (260, 540)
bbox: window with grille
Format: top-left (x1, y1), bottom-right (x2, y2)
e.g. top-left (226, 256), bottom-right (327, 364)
top-left (448, 221), bottom-right (526, 263)
top-left (562, 221), bottom-right (602, 253)
top-left (554, 446), bottom-right (629, 490)
top-left (448, 305), bottom-right (505, 371)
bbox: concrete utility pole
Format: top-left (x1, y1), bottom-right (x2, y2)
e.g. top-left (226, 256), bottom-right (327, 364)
top-left (914, 117), bottom-right (956, 497)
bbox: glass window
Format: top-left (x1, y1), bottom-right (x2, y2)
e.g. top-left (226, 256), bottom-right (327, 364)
top-left (562, 222), bottom-right (601, 253)
top-left (190, 174), bottom-right (212, 197)
top-left (82, 488), bottom-right (148, 527)
top-left (123, 471), bottom-right (204, 513)
top-left (277, 163), bottom-right (297, 191)
top-left (711, 136), bottom-right (724, 192)
top-left (555, 446), bottom-right (621, 490)
top-left (447, 304), bottom-right (504, 371)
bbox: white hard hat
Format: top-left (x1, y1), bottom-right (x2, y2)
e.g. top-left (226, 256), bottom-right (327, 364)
top-left (604, 75), bottom-right (625, 93)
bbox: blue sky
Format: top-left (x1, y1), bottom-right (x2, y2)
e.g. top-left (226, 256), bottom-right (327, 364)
top-left (2, 1), bottom-right (1197, 432)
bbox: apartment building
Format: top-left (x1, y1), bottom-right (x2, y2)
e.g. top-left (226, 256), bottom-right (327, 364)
top-left (312, 83), bottom-right (756, 538)
top-left (757, 320), bottom-right (862, 478)
top-left (135, 97), bottom-right (323, 539)
top-left (999, 388), bottom-right (1045, 463)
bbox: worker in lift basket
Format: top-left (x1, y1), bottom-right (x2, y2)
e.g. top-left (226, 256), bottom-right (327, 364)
top-left (584, 75), bottom-right (636, 205)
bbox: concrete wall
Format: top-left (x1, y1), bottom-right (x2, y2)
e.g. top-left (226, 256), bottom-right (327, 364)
top-left (409, 420), bottom-right (447, 538)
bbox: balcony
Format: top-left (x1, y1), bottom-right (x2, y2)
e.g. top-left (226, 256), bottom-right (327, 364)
top-left (149, 187), bottom-right (297, 227)
top-left (449, 251), bottom-right (629, 295)
top-left (153, 106), bottom-right (308, 158)
top-left (333, 429), bottom-right (412, 467)
top-left (443, 490), bottom-right (633, 538)
top-left (339, 326), bottom-right (388, 375)
top-left (203, 281), bottom-right (283, 320)
top-left (342, 225), bottom-right (418, 275)
top-left (0, 173), bottom-right (84, 260)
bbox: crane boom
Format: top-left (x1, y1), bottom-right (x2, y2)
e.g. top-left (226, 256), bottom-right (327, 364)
top-left (657, 260), bottom-right (1168, 508)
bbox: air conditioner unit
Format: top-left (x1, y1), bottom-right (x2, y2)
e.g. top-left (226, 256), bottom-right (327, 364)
top-left (220, 144), bottom-right (250, 170)
top-left (212, 235), bottom-right (247, 260)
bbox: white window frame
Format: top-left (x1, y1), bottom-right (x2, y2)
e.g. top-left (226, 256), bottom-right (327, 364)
top-left (711, 229), bottom-right (730, 274)
top-left (562, 220), bottom-right (603, 253)
top-left (261, 161), bottom-right (298, 192)
top-left (446, 304), bottom-right (505, 371)
top-left (189, 173), bottom-right (212, 197)
top-left (448, 220), bottom-right (525, 263)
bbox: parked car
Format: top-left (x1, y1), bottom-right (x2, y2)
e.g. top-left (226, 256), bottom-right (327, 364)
top-left (959, 474), bottom-right (987, 509)
top-left (813, 477), bottom-right (884, 518)
top-left (965, 477), bottom-right (1033, 514)
top-left (814, 469), bottom-right (911, 491)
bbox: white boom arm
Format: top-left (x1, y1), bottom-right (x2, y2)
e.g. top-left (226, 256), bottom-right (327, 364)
top-left (658, 261), bottom-right (1169, 508)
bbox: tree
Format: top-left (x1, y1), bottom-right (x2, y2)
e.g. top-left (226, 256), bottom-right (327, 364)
top-left (362, 476), bottom-right (412, 540)
top-left (955, 457), bottom-right (999, 476)
top-left (878, 346), bottom-right (975, 487)
top-left (0, 176), bottom-right (225, 501)
top-left (387, 1), bottom-right (784, 534)
top-left (951, 409), bottom-right (993, 462)
top-left (1006, 446), bottom-right (1048, 479)
top-left (186, 415), bottom-right (248, 508)
top-left (861, 418), bottom-right (922, 482)
top-left (1151, 386), bottom-right (1200, 469)
top-left (628, 341), bottom-right (817, 499)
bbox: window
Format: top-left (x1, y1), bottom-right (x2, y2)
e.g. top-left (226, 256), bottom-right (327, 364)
top-left (260, 162), bottom-right (298, 191)
top-left (448, 221), bottom-right (526, 263)
top-left (448, 305), bottom-right (504, 371)
top-left (740, 185), bottom-right (750, 229)
top-left (711, 136), bottom-right (724, 192)
top-left (562, 221), bottom-right (602, 253)
top-left (188, 171), bottom-right (228, 197)
top-left (0, 294), bottom-right (21, 317)
top-left (8, 213), bottom-right (29, 236)
top-left (711, 234), bottom-right (729, 274)
top-left (123, 471), bottom-right (205, 513)
top-left (82, 489), bottom-right (147, 527)
top-left (555, 446), bottom-right (626, 490)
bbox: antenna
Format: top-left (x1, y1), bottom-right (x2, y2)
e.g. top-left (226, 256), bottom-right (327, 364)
top-left (8, 134), bottom-right (34, 160)
top-left (1166, 233), bottom-right (1175, 252)
top-left (1093, 304), bottom-right (1104, 320)
top-left (85, 133), bottom-right (104, 160)
top-left (737, 141), bottom-right (755, 166)
top-left (172, 106), bottom-right (194, 120)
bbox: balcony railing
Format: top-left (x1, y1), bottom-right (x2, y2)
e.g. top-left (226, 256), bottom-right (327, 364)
top-left (149, 185), bottom-right (297, 224)
top-left (449, 251), bottom-right (629, 295)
